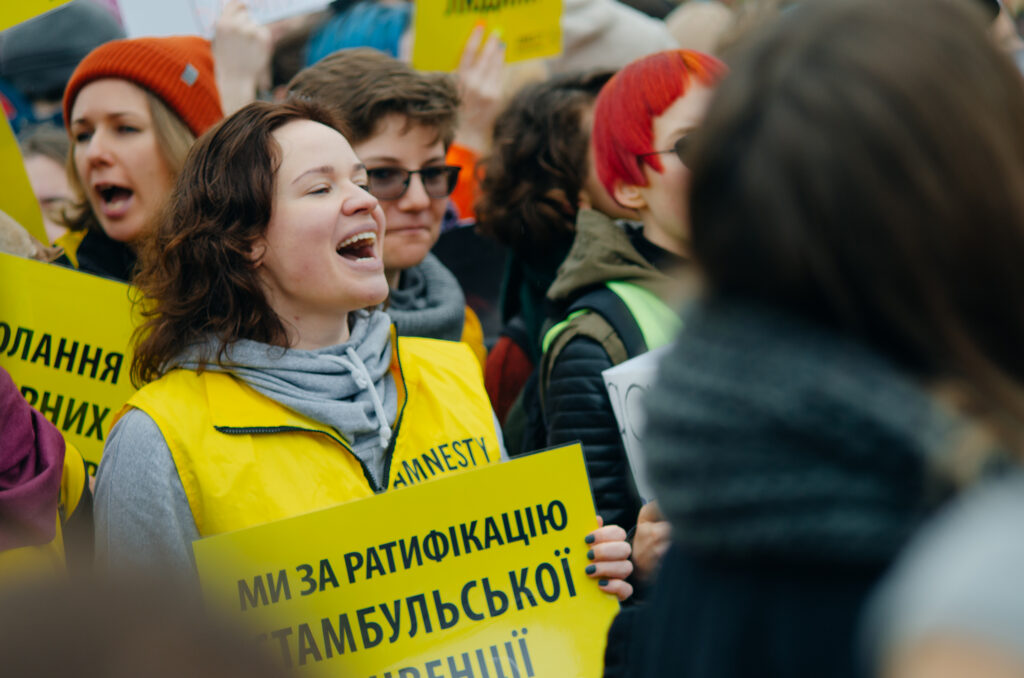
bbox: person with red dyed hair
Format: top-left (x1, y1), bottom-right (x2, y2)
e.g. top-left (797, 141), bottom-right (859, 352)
top-left (534, 50), bottom-right (725, 559)
top-left (591, 49), bottom-right (725, 255)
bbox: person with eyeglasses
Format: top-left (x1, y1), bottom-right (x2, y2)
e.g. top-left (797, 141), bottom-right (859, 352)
top-left (533, 50), bottom-right (725, 547)
top-left (287, 48), bottom-right (487, 369)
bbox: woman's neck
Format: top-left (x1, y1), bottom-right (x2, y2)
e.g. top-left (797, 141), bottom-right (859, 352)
top-left (283, 310), bottom-right (351, 350)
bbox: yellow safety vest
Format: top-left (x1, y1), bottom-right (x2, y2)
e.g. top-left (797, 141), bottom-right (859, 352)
top-left (118, 336), bottom-right (501, 537)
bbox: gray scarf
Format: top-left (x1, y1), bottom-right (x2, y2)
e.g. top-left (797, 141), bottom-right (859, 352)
top-left (387, 253), bottom-right (465, 342)
top-left (174, 310), bottom-right (397, 487)
top-left (645, 301), bottom-right (960, 563)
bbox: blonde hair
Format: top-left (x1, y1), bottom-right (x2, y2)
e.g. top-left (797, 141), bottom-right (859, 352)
top-left (62, 88), bottom-right (195, 235)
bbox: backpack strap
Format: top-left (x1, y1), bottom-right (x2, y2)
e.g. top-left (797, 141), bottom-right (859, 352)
top-left (569, 286), bottom-right (649, 358)
top-left (538, 286), bottom-right (647, 416)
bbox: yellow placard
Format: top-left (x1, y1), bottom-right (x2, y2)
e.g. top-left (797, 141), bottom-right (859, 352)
top-left (1, 118), bottom-right (49, 245)
top-left (0, 0), bottom-right (71, 32)
top-left (2, 0), bottom-right (74, 246)
top-left (194, 443), bottom-right (618, 678)
top-left (0, 253), bottom-right (137, 471)
top-left (412, 0), bottom-right (562, 72)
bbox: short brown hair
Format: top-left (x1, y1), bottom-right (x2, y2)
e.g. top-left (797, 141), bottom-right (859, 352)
top-left (688, 0), bottom-right (1024, 448)
top-left (286, 48), bottom-right (459, 146)
top-left (130, 99), bottom-right (345, 386)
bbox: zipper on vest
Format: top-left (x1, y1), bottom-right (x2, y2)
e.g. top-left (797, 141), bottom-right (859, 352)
top-left (214, 425), bottom-right (383, 493)
top-left (379, 343), bottom-right (410, 492)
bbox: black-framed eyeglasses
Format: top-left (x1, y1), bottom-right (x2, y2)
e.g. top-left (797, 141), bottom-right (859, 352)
top-left (638, 135), bottom-right (692, 166)
top-left (366, 165), bottom-right (461, 201)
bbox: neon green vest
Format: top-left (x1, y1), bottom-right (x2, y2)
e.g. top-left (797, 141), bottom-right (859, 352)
top-left (542, 281), bottom-right (681, 355)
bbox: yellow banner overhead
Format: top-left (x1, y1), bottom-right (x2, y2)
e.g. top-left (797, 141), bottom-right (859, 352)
top-left (0, 253), bottom-right (137, 471)
top-left (412, 0), bottom-right (562, 72)
top-left (194, 443), bottom-right (619, 678)
top-left (0, 0), bottom-right (72, 32)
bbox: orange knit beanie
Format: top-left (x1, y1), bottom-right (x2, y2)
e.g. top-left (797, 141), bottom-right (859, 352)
top-left (63, 36), bottom-right (222, 138)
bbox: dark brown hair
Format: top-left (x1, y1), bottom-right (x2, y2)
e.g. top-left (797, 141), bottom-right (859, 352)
top-left (130, 99), bottom-right (345, 386)
top-left (286, 47), bottom-right (459, 146)
top-left (476, 70), bottom-right (614, 256)
top-left (688, 0), bottom-right (1024, 448)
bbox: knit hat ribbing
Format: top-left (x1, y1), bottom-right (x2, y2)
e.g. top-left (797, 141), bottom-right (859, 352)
top-left (63, 36), bottom-right (222, 138)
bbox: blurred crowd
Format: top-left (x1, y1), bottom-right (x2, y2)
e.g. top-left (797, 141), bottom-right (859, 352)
top-left (4, 0), bottom-right (1024, 677)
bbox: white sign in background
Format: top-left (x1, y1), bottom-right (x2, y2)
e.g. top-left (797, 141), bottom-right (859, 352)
top-left (119, 0), bottom-right (328, 37)
top-left (601, 344), bottom-right (671, 504)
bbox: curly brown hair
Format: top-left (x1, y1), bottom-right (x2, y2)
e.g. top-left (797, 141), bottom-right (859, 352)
top-left (475, 70), bottom-right (614, 259)
top-left (130, 99), bottom-right (346, 386)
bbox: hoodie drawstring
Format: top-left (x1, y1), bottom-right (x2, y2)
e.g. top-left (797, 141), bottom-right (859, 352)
top-left (325, 349), bottom-right (393, 449)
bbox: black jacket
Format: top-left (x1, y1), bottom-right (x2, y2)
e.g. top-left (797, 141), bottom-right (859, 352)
top-left (604, 546), bottom-right (885, 678)
top-left (55, 227), bottom-right (135, 283)
top-left (541, 210), bottom-right (682, 532)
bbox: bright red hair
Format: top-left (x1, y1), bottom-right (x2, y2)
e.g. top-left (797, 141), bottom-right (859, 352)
top-left (592, 50), bottom-right (726, 199)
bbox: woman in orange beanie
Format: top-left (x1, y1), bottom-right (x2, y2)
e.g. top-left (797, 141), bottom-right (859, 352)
top-left (57, 36), bottom-right (223, 281)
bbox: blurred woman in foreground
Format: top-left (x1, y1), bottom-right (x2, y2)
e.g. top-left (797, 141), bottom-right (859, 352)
top-left (618, 0), bottom-right (1024, 675)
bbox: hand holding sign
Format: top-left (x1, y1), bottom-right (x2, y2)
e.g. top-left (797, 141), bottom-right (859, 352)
top-left (586, 516), bottom-right (634, 600)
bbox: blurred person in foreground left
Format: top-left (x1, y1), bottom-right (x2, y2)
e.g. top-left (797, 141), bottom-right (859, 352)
top-left (0, 365), bottom-right (91, 577)
top-left (0, 576), bottom-right (292, 678)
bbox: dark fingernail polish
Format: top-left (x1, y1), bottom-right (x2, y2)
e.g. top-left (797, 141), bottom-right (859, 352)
top-left (599, 580), bottom-right (609, 587)
top-left (585, 535), bottom-right (595, 544)
top-left (587, 549), bottom-right (595, 560)
top-left (585, 565), bottom-right (596, 574)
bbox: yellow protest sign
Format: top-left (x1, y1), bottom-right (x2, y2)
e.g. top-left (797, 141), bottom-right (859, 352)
top-left (194, 443), bottom-right (618, 677)
top-left (0, 0), bottom-right (70, 32)
top-left (0, 253), bottom-right (136, 471)
top-left (412, 0), bottom-right (562, 72)
top-left (1, 118), bottom-right (49, 245)
top-left (1, 0), bottom-right (73, 246)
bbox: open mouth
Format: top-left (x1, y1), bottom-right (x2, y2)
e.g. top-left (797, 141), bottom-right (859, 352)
top-left (95, 183), bottom-right (134, 211)
top-left (336, 231), bottom-right (377, 261)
